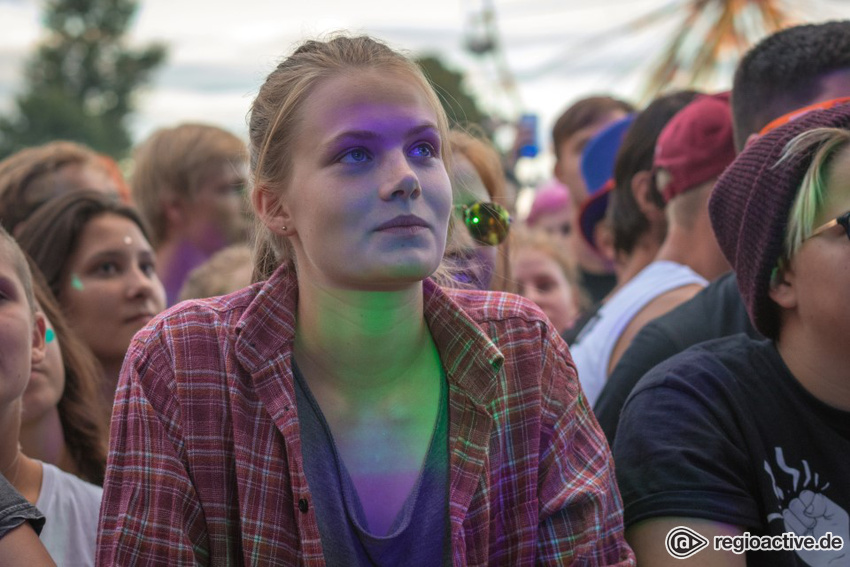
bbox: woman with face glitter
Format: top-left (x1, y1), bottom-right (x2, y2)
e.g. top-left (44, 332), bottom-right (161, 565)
top-left (97, 35), bottom-right (634, 566)
top-left (16, 191), bottom-right (167, 398)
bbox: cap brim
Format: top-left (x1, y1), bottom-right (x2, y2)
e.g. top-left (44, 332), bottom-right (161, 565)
top-left (579, 181), bottom-right (614, 250)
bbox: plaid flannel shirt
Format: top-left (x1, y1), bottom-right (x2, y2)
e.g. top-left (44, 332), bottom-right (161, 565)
top-left (97, 266), bottom-right (634, 566)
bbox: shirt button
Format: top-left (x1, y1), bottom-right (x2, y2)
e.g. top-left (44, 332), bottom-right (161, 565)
top-left (299, 498), bottom-right (309, 513)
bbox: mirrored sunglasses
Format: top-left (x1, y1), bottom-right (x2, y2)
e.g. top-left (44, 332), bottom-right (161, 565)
top-left (454, 201), bottom-right (511, 246)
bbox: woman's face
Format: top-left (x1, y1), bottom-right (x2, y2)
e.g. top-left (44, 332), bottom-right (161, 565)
top-left (0, 246), bottom-right (44, 407)
top-left (180, 160), bottom-right (250, 254)
top-left (512, 247), bottom-right (579, 333)
top-left (447, 153), bottom-right (498, 290)
top-left (21, 308), bottom-right (64, 425)
top-left (555, 110), bottom-right (628, 205)
top-left (780, 146), bottom-right (850, 347)
top-left (60, 213), bottom-right (166, 366)
top-left (280, 69), bottom-right (452, 291)
top-left (532, 206), bottom-right (575, 261)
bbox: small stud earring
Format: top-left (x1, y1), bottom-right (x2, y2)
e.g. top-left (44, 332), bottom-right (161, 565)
top-left (282, 225), bottom-right (287, 231)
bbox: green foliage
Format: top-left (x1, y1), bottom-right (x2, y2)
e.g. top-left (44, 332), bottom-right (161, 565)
top-left (416, 55), bottom-right (490, 132)
top-left (0, 0), bottom-right (166, 159)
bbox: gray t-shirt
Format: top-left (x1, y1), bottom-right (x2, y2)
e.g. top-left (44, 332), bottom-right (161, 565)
top-left (0, 473), bottom-right (44, 538)
top-left (294, 362), bottom-right (450, 566)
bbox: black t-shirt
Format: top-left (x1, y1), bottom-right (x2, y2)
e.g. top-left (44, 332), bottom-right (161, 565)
top-left (614, 335), bottom-right (850, 566)
top-left (595, 272), bottom-right (760, 444)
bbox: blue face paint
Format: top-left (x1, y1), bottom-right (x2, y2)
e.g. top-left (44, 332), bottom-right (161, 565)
top-left (71, 275), bottom-right (84, 291)
top-left (45, 328), bottom-right (55, 343)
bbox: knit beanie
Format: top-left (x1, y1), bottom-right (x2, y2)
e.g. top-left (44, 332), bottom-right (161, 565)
top-left (709, 102), bottom-right (850, 339)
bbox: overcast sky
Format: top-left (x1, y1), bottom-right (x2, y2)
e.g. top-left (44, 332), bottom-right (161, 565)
top-left (1, 0), bottom-right (847, 166)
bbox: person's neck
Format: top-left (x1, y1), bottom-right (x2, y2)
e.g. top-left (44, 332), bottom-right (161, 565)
top-left (99, 359), bottom-right (123, 403)
top-left (19, 407), bottom-right (75, 475)
top-left (776, 322), bottom-right (850, 412)
top-left (0, 403), bottom-right (22, 482)
top-left (156, 237), bottom-right (209, 304)
top-left (613, 234), bottom-right (661, 288)
top-left (0, 401), bottom-right (42, 503)
top-left (655, 223), bottom-right (728, 281)
top-left (293, 276), bottom-right (433, 398)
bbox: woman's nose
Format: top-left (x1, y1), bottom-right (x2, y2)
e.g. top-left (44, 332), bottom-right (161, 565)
top-left (380, 153), bottom-right (422, 200)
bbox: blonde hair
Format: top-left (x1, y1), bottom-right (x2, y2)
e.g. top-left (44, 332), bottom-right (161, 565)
top-left (248, 34), bottom-right (452, 281)
top-left (777, 127), bottom-right (850, 260)
top-left (178, 245), bottom-right (253, 301)
top-left (132, 123), bottom-right (248, 247)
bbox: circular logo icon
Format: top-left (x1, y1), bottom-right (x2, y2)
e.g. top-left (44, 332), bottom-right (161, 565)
top-left (665, 526), bottom-right (710, 559)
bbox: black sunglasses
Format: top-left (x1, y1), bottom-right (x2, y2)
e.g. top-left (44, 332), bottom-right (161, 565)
top-left (809, 210), bottom-right (850, 241)
top-left (454, 201), bottom-right (511, 246)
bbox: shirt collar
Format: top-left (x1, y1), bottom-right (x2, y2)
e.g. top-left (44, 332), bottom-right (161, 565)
top-left (235, 265), bottom-right (505, 406)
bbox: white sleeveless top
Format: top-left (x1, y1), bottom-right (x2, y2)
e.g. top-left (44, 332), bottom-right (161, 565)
top-left (570, 261), bottom-right (707, 405)
top-left (36, 462), bottom-right (102, 566)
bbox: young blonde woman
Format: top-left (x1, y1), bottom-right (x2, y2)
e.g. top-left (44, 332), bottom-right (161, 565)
top-left (98, 35), bottom-right (634, 565)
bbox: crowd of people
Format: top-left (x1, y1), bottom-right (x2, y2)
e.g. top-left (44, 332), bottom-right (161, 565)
top-left (0, 19), bottom-right (848, 567)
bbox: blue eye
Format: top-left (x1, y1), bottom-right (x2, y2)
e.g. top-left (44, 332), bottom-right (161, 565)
top-left (409, 142), bottom-right (436, 158)
top-left (339, 148), bottom-right (370, 164)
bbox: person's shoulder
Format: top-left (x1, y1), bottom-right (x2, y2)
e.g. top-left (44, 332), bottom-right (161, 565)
top-left (137, 282), bottom-right (264, 343)
top-left (39, 462), bottom-right (102, 510)
top-left (630, 333), bottom-right (769, 399)
top-left (443, 288), bottom-right (552, 328)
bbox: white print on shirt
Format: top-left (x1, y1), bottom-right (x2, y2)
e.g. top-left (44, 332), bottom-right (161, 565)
top-left (764, 447), bottom-right (848, 566)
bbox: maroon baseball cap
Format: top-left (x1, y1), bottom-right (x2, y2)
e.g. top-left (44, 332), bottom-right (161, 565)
top-left (654, 92), bottom-right (736, 203)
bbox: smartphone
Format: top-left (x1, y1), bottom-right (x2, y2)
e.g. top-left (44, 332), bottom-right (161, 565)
top-left (517, 113), bottom-right (539, 158)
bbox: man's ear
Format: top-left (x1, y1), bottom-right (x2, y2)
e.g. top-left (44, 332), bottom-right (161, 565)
top-left (31, 312), bottom-right (47, 366)
top-left (163, 196), bottom-right (185, 230)
top-left (252, 185), bottom-right (293, 237)
top-left (631, 170), bottom-right (665, 222)
top-left (553, 159), bottom-right (566, 186)
top-left (768, 260), bottom-right (797, 310)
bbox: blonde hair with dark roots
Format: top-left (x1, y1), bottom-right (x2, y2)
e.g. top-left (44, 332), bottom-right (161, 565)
top-left (248, 34), bottom-right (452, 282)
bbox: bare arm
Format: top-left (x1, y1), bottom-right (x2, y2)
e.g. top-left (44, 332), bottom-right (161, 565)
top-left (0, 522), bottom-right (55, 567)
top-left (626, 517), bottom-right (746, 567)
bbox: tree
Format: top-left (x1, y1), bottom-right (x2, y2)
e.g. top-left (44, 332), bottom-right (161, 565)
top-left (0, 0), bottom-right (166, 159)
top-left (416, 55), bottom-right (491, 132)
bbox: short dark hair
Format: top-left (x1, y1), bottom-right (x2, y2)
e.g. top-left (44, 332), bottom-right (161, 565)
top-left (610, 90), bottom-right (699, 256)
top-left (732, 21), bottom-right (850, 150)
top-left (15, 191), bottom-right (152, 301)
top-left (551, 96), bottom-right (634, 152)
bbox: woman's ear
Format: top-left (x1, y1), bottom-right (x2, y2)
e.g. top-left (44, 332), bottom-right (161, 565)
top-left (767, 260), bottom-right (797, 310)
top-left (252, 185), bottom-right (293, 236)
top-left (31, 312), bottom-right (47, 366)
